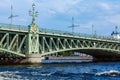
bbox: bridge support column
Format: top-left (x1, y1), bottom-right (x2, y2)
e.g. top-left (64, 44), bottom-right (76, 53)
top-left (26, 16), bottom-right (41, 63)
top-left (25, 3), bottom-right (42, 64)
top-left (26, 54), bottom-right (45, 63)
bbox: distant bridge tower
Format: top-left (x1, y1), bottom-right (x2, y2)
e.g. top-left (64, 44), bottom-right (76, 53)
top-left (68, 17), bottom-right (79, 34)
top-left (8, 5), bottom-right (18, 29)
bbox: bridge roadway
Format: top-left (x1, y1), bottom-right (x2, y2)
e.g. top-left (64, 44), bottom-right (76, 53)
top-left (0, 22), bottom-right (120, 63)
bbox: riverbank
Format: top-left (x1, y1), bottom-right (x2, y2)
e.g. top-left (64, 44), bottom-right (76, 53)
top-left (47, 56), bottom-right (93, 60)
top-left (0, 56), bottom-right (93, 64)
top-left (41, 56), bottom-right (93, 63)
top-left (41, 60), bottom-right (92, 63)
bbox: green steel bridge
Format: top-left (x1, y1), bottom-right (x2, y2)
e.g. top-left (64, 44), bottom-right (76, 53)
top-left (0, 21), bottom-right (120, 62)
top-left (0, 3), bottom-right (120, 63)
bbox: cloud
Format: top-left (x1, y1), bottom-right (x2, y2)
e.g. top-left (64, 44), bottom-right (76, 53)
top-left (99, 2), bottom-right (111, 10)
top-left (105, 15), bottom-right (120, 25)
top-left (18, 18), bottom-right (28, 22)
top-left (1, 0), bottom-right (120, 36)
top-left (0, 0), bottom-right (11, 8)
top-left (37, 0), bottom-right (82, 15)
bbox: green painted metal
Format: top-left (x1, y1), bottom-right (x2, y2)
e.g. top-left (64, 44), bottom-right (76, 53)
top-left (0, 22), bottom-right (119, 42)
top-left (27, 22), bottom-right (39, 54)
top-left (0, 24), bottom-right (120, 58)
top-left (27, 3), bottom-right (39, 54)
top-left (39, 35), bottom-right (120, 56)
top-left (0, 3), bottom-right (120, 58)
top-left (0, 32), bottom-right (26, 57)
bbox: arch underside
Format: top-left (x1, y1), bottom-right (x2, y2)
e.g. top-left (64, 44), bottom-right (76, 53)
top-left (41, 48), bottom-right (120, 61)
top-left (39, 35), bottom-right (120, 61)
top-left (1, 47), bottom-right (120, 60)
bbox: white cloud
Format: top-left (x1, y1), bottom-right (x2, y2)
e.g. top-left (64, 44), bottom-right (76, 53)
top-left (37, 0), bottom-right (82, 15)
top-left (18, 18), bottom-right (28, 22)
top-left (99, 2), bottom-right (111, 10)
top-left (1, 0), bottom-right (120, 35)
top-left (105, 15), bottom-right (120, 25)
top-left (0, 0), bottom-right (11, 8)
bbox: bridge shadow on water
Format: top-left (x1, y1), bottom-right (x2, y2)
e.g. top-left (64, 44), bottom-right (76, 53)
top-left (0, 51), bottom-right (120, 65)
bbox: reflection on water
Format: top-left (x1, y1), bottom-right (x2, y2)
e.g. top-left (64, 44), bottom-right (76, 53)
top-left (0, 62), bottom-right (120, 80)
top-left (42, 60), bottom-right (92, 63)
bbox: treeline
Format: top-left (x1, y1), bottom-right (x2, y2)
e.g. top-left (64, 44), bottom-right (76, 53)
top-left (58, 51), bottom-right (73, 56)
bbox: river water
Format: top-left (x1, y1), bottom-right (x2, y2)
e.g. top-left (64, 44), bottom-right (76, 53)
top-left (0, 62), bottom-right (120, 80)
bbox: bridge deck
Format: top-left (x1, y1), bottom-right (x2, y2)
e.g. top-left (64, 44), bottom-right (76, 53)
top-left (0, 23), bottom-right (119, 44)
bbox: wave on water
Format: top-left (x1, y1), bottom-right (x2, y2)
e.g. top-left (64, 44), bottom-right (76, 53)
top-left (40, 71), bottom-right (56, 76)
top-left (53, 71), bottom-right (77, 77)
top-left (95, 70), bottom-right (120, 76)
top-left (0, 71), bottom-right (23, 80)
top-left (40, 70), bottom-right (77, 77)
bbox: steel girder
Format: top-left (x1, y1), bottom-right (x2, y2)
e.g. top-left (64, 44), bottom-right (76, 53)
top-left (0, 28), bottom-right (120, 58)
top-left (39, 35), bottom-right (120, 56)
top-left (0, 31), bottom-right (26, 57)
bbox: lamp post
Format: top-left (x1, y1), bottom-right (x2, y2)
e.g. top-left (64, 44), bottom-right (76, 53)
top-left (29, 3), bottom-right (39, 24)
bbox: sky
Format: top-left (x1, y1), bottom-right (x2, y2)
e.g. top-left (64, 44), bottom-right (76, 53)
top-left (0, 0), bottom-right (120, 36)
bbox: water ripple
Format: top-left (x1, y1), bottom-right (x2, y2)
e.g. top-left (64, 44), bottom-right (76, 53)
top-left (0, 62), bottom-right (120, 80)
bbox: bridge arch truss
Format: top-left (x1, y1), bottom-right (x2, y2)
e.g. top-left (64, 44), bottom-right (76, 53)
top-left (39, 34), bottom-right (120, 59)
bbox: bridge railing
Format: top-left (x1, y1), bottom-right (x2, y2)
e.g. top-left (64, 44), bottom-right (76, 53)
top-left (71, 32), bottom-right (119, 41)
top-left (0, 23), bottom-right (28, 31)
top-left (0, 23), bottom-right (119, 41)
top-left (40, 28), bottom-right (119, 41)
top-left (40, 28), bottom-right (67, 34)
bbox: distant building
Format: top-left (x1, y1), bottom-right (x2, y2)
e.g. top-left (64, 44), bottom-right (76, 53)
top-left (73, 52), bottom-right (92, 57)
top-left (111, 26), bottom-right (120, 39)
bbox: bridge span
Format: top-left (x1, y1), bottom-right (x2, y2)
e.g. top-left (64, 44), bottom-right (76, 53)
top-left (0, 21), bottom-right (120, 63)
top-left (0, 4), bottom-right (120, 63)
